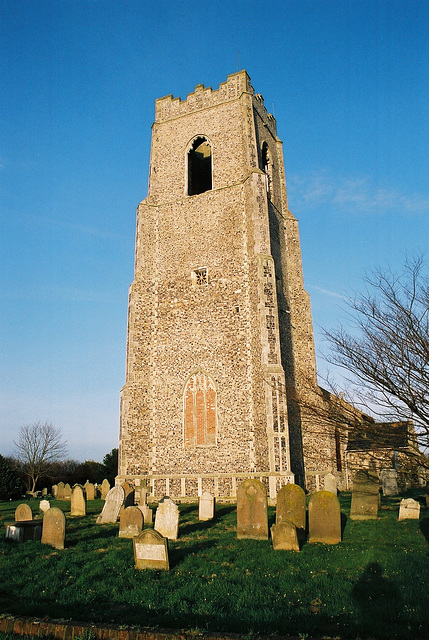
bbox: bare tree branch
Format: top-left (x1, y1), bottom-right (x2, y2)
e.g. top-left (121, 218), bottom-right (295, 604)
top-left (323, 255), bottom-right (429, 456)
top-left (14, 421), bottom-right (68, 493)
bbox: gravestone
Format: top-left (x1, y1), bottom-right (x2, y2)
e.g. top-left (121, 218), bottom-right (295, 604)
top-left (271, 522), bottom-right (300, 551)
top-left (276, 484), bottom-right (306, 531)
top-left (122, 481), bottom-right (135, 507)
top-left (42, 488), bottom-right (48, 496)
top-left (380, 469), bottom-right (398, 496)
top-left (236, 478), bottom-right (268, 540)
top-left (96, 485), bottom-right (125, 523)
top-left (198, 491), bottom-right (215, 521)
top-left (324, 473), bottom-right (338, 495)
top-left (308, 491), bottom-right (341, 544)
top-left (15, 503), bottom-right (32, 522)
top-left (350, 469), bottom-right (379, 520)
top-left (154, 497), bottom-right (179, 540)
top-left (56, 482), bottom-right (65, 499)
top-left (84, 481), bottom-right (95, 500)
top-left (398, 498), bottom-right (421, 520)
top-left (100, 479), bottom-right (110, 499)
top-left (119, 506), bottom-right (144, 538)
top-left (51, 485), bottom-right (58, 498)
top-left (63, 483), bottom-right (72, 500)
top-left (39, 499), bottom-right (50, 514)
top-left (41, 507), bottom-right (66, 549)
top-left (137, 486), bottom-right (153, 525)
top-left (425, 483), bottom-right (429, 507)
top-left (71, 485), bottom-right (86, 516)
top-left (134, 529), bottom-right (169, 570)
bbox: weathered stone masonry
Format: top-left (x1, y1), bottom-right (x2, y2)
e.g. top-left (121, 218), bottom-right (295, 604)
top-left (119, 71), bottom-right (337, 495)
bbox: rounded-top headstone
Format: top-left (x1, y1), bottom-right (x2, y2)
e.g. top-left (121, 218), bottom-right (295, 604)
top-left (41, 507), bottom-right (66, 549)
top-left (154, 497), bottom-right (179, 540)
top-left (276, 484), bottom-right (306, 529)
top-left (119, 505), bottom-right (144, 537)
top-left (71, 484), bottom-right (87, 516)
top-left (308, 490), bottom-right (341, 544)
top-left (15, 503), bottom-right (33, 522)
top-left (236, 478), bottom-right (268, 540)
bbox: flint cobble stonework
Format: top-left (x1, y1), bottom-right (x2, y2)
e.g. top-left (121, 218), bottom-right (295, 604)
top-left (119, 71), bottom-right (337, 493)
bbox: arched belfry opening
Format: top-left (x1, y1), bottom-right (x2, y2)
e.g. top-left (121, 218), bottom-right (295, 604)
top-left (187, 137), bottom-right (212, 196)
top-left (261, 142), bottom-right (273, 199)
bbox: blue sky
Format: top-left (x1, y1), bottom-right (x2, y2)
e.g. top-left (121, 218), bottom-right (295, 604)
top-left (1, 0), bottom-right (428, 462)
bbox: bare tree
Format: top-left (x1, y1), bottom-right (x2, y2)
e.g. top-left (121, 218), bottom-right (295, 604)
top-left (323, 255), bottom-right (429, 457)
top-left (14, 421), bottom-right (68, 492)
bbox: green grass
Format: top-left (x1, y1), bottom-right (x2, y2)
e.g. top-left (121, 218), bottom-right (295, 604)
top-left (0, 492), bottom-right (428, 639)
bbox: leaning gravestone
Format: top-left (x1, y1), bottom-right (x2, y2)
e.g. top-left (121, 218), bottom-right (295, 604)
top-left (84, 481), bottom-right (95, 500)
top-left (271, 521), bottom-right (300, 551)
top-left (15, 503), bottom-right (33, 522)
top-left (308, 491), bottom-right (341, 544)
top-left (380, 469), bottom-right (398, 496)
top-left (134, 528), bottom-right (169, 570)
top-left (41, 507), bottom-right (66, 549)
top-left (56, 482), bottom-right (65, 499)
top-left (398, 498), bottom-right (421, 521)
top-left (276, 484), bottom-right (306, 531)
top-left (63, 483), bottom-right (72, 500)
top-left (154, 497), bottom-right (179, 540)
top-left (100, 479), bottom-right (110, 500)
top-left (71, 485), bottom-right (86, 516)
top-left (96, 485), bottom-right (125, 523)
top-left (350, 469), bottom-right (379, 520)
top-left (324, 473), bottom-right (338, 496)
top-left (199, 491), bottom-right (215, 521)
top-left (237, 478), bottom-right (268, 540)
top-left (119, 506), bottom-right (144, 538)
top-left (39, 499), bottom-right (50, 514)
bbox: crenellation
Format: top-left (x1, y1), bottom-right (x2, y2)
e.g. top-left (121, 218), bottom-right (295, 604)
top-left (155, 70), bottom-right (254, 123)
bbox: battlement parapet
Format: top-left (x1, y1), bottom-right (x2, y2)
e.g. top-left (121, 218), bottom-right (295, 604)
top-left (155, 70), bottom-right (255, 122)
top-left (253, 92), bottom-right (277, 136)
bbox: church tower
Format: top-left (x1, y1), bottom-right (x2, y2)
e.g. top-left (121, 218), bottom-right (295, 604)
top-left (119, 71), bottom-right (326, 495)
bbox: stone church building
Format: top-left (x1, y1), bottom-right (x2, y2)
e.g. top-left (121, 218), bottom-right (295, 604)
top-left (117, 71), bottom-right (372, 499)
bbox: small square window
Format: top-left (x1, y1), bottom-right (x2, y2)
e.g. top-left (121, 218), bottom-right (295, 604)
top-left (192, 268), bottom-right (208, 286)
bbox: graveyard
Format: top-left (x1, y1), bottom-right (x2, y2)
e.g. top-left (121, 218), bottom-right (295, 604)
top-left (1, 488), bottom-right (429, 640)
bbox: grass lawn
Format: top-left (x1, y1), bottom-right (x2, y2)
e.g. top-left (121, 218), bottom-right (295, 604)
top-left (0, 491), bottom-right (428, 639)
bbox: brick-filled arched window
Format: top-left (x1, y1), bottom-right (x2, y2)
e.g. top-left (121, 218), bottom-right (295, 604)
top-left (184, 371), bottom-right (217, 446)
top-left (187, 137), bottom-right (212, 196)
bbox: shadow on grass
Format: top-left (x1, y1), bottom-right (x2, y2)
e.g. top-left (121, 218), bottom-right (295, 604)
top-left (352, 562), bottom-right (403, 636)
top-left (179, 519), bottom-right (217, 536)
top-left (419, 517), bottom-right (429, 544)
top-left (170, 538), bottom-right (216, 568)
top-left (66, 525), bottom-right (118, 545)
top-left (341, 511), bottom-right (348, 537)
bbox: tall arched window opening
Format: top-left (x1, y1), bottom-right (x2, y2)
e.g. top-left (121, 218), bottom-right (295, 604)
top-left (261, 142), bottom-right (273, 199)
top-left (184, 371), bottom-right (217, 446)
top-left (188, 137), bottom-right (212, 196)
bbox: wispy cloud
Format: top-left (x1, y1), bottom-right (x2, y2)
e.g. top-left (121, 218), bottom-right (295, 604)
top-left (308, 285), bottom-right (347, 300)
top-left (288, 169), bottom-right (429, 215)
top-left (24, 213), bottom-right (129, 241)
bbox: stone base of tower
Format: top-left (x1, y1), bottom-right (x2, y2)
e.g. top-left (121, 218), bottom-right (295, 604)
top-left (115, 470), bottom-right (294, 505)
